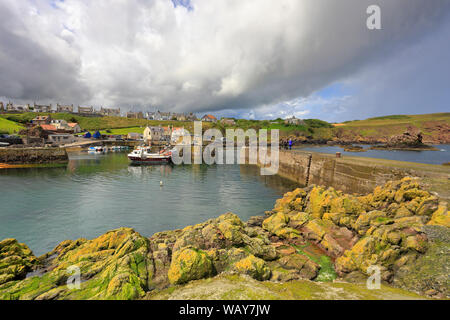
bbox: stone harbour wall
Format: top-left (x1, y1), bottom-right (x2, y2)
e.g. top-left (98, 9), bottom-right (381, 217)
top-left (0, 147), bottom-right (69, 164)
top-left (255, 149), bottom-right (450, 198)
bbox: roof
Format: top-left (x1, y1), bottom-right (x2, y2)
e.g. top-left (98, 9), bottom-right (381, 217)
top-left (68, 123), bottom-right (79, 127)
top-left (202, 114), bottom-right (217, 120)
top-left (40, 124), bottom-right (57, 131)
top-left (33, 116), bottom-right (49, 120)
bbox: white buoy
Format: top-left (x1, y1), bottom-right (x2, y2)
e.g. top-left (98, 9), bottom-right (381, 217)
top-left (160, 180), bottom-right (163, 186)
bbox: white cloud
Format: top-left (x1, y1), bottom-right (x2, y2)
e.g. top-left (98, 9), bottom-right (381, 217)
top-left (0, 0), bottom-right (449, 117)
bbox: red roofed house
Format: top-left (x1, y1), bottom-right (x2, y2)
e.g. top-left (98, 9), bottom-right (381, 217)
top-left (201, 114), bottom-right (217, 122)
top-left (68, 123), bottom-right (82, 133)
top-left (32, 115), bottom-right (52, 126)
top-left (40, 124), bottom-right (58, 132)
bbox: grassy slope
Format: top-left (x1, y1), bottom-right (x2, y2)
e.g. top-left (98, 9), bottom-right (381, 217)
top-left (0, 117), bottom-right (24, 134)
top-left (0, 112), bottom-right (203, 133)
top-left (1, 112), bottom-right (449, 141)
top-left (146, 274), bottom-right (425, 300)
top-left (210, 118), bottom-right (334, 140)
top-left (335, 113), bottom-right (450, 140)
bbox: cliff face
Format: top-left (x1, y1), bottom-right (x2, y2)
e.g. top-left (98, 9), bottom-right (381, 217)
top-left (0, 178), bottom-right (448, 300)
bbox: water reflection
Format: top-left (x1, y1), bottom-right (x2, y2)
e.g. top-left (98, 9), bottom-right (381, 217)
top-left (239, 164), bottom-right (302, 193)
top-left (0, 152), bottom-right (299, 256)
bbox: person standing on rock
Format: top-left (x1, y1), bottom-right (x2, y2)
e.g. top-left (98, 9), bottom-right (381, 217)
top-left (289, 138), bottom-right (293, 150)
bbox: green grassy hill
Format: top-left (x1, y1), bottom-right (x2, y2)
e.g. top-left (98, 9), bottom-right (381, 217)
top-left (0, 117), bottom-right (24, 134)
top-left (1, 112), bottom-right (448, 143)
top-left (0, 112), bottom-right (202, 133)
top-left (211, 118), bottom-right (334, 140)
top-left (334, 113), bottom-right (450, 143)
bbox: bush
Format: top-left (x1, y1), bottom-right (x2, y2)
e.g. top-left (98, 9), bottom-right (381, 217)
top-left (304, 119), bottom-right (333, 128)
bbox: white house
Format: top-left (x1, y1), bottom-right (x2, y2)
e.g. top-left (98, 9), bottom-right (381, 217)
top-left (171, 127), bottom-right (189, 143)
top-left (56, 104), bottom-right (74, 113)
top-left (153, 111), bottom-right (172, 121)
top-left (51, 119), bottom-right (71, 130)
top-left (33, 103), bottom-right (52, 113)
top-left (143, 126), bottom-right (166, 143)
top-left (6, 103), bottom-right (30, 112)
top-left (284, 116), bottom-right (304, 125)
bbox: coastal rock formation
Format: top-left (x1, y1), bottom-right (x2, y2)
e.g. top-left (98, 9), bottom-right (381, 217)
top-left (0, 178), bottom-right (448, 300)
top-left (0, 239), bottom-right (37, 285)
top-left (386, 126), bottom-right (424, 147)
top-left (368, 126), bottom-right (438, 150)
top-left (0, 228), bottom-right (154, 300)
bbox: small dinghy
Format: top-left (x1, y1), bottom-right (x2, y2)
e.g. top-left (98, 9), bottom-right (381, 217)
top-left (88, 146), bottom-right (105, 153)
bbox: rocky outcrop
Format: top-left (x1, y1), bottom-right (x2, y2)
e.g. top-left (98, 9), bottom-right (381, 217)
top-left (0, 178), bottom-right (448, 300)
top-left (0, 228), bottom-right (154, 300)
top-left (0, 239), bottom-right (37, 285)
top-left (387, 127), bottom-right (425, 147)
top-left (261, 177), bottom-right (449, 297)
top-left (369, 127), bottom-right (438, 150)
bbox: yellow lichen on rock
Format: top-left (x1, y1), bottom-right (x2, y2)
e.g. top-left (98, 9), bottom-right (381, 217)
top-left (262, 212), bottom-right (301, 239)
top-left (427, 204), bottom-right (450, 228)
top-left (233, 255), bottom-right (271, 281)
top-left (168, 247), bottom-right (214, 285)
top-left (0, 239), bottom-right (37, 285)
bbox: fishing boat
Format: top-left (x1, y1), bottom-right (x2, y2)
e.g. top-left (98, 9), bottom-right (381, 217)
top-left (127, 146), bottom-right (172, 164)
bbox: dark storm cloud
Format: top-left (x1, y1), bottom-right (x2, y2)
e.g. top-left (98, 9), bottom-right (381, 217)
top-left (0, 2), bottom-right (90, 104)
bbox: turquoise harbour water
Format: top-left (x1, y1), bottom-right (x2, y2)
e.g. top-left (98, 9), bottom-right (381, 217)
top-left (0, 152), bottom-right (299, 256)
top-left (294, 144), bottom-right (450, 165)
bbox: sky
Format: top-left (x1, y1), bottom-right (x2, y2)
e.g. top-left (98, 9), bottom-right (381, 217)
top-left (0, 0), bottom-right (449, 122)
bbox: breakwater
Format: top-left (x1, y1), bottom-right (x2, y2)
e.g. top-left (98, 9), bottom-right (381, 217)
top-left (256, 149), bottom-right (450, 200)
top-left (0, 147), bottom-right (68, 165)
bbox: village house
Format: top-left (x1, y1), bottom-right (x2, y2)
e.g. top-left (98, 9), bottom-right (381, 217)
top-left (6, 103), bottom-right (30, 112)
top-left (51, 119), bottom-right (72, 131)
top-left (186, 113), bottom-right (198, 121)
top-left (284, 116), bottom-right (304, 125)
top-left (100, 107), bottom-right (121, 117)
top-left (47, 134), bottom-right (77, 146)
top-left (162, 126), bottom-right (172, 142)
top-left (171, 127), bottom-right (189, 143)
top-left (68, 123), bottom-right (82, 133)
top-left (40, 124), bottom-right (58, 133)
top-left (173, 113), bottom-right (187, 121)
top-left (143, 126), bottom-right (165, 143)
top-left (33, 103), bottom-right (52, 113)
top-left (220, 118), bottom-right (236, 126)
top-left (78, 106), bottom-right (94, 114)
top-left (126, 111), bottom-right (144, 119)
top-left (32, 115), bottom-right (52, 126)
top-left (56, 104), bottom-right (74, 113)
top-left (153, 111), bottom-right (172, 121)
top-left (127, 132), bottom-right (142, 140)
top-left (201, 114), bottom-right (217, 122)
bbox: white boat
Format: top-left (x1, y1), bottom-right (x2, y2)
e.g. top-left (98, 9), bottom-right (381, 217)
top-left (88, 146), bottom-right (105, 153)
top-left (127, 147), bottom-right (172, 164)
